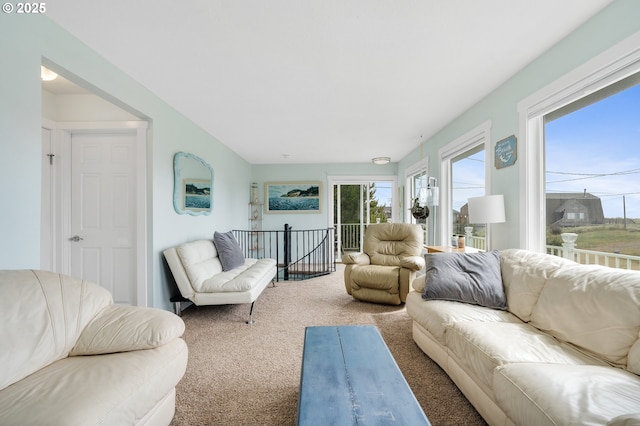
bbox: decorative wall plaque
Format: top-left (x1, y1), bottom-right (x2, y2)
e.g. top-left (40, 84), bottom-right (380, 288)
top-left (495, 135), bottom-right (517, 169)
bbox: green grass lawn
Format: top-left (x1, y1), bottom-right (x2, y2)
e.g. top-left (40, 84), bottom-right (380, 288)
top-left (547, 223), bottom-right (640, 257)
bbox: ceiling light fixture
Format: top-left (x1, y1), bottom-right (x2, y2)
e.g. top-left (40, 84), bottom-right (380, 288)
top-left (372, 157), bottom-right (390, 165)
top-left (41, 66), bottom-right (58, 81)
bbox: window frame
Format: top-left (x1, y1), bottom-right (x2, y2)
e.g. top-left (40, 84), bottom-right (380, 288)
top-left (438, 120), bottom-right (492, 247)
top-left (518, 31), bottom-right (640, 252)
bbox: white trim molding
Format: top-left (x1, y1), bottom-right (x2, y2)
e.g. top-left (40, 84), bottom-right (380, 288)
top-left (518, 30), bottom-right (640, 252)
top-left (45, 120), bottom-right (150, 306)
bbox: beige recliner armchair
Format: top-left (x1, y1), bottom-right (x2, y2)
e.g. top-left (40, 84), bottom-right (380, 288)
top-left (342, 223), bottom-right (425, 305)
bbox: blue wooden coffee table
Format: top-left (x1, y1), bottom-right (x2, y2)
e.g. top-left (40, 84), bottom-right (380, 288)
top-left (297, 325), bottom-right (431, 425)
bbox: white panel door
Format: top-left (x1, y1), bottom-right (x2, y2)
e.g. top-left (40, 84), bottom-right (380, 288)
top-left (70, 132), bottom-right (137, 305)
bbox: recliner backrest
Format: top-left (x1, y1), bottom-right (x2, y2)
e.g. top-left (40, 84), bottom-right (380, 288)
top-left (363, 223), bottom-right (423, 267)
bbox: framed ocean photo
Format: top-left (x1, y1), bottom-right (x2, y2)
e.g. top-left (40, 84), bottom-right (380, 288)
top-left (265, 181), bottom-right (321, 213)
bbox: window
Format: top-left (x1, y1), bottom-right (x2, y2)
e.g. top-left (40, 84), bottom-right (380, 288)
top-left (452, 146), bottom-right (485, 236)
top-left (439, 121), bottom-right (491, 247)
top-left (405, 159), bottom-right (430, 244)
top-left (519, 31), bottom-right (640, 263)
top-left (544, 74), bottom-right (640, 257)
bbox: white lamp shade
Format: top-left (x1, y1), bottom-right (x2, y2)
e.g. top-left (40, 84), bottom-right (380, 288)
top-left (468, 194), bottom-right (505, 224)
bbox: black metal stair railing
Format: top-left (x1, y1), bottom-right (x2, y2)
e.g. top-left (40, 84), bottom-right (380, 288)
top-left (233, 225), bottom-right (336, 281)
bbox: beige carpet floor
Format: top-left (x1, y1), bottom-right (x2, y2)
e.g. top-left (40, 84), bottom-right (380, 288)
top-left (171, 264), bottom-right (487, 426)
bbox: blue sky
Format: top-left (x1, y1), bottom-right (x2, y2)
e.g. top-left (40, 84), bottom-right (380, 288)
top-left (452, 152), bottom-right (485, 212)
top-left (546, 82), bottom-right (640, 218)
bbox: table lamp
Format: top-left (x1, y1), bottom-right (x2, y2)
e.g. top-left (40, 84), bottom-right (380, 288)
top-left (467, 194), bottom-right (506, 250)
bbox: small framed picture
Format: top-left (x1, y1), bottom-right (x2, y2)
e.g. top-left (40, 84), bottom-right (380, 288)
top-left (183, 179), bottom-right (211, 211)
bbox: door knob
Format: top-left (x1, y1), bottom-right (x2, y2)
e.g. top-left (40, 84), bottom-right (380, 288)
top-left (69, 235), bottom-right (84, 242)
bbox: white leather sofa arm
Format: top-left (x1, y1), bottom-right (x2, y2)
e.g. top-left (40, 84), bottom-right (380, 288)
top-left (342, 252), bottom-right (371, 265)
top-left (401, 255), bottom-right (425, 271)
top-left (70, 305), bottom-right (185, 356)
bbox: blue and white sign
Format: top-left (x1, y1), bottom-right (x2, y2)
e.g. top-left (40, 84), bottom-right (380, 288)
top-left (495, 135), bottom-right (517, 169)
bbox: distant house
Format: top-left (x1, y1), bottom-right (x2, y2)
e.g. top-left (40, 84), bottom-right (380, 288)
top-left (546, 192), bottom-right (604, 227)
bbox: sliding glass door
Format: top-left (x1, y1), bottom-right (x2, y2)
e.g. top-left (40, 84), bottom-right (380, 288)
top-left (330, 178), bottom-right (396, 256)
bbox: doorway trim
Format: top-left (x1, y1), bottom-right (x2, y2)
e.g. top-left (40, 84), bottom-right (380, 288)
top-left (43, 120), bottom-right (149, 306)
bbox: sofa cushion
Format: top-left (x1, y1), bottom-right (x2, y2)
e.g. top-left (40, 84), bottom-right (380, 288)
top-left (0, 338), bottom-right (188, 425)
top-left (422, 251), bottom-right (507, 310)
top-left (0, 270), bottom-right (112, 391)
top-left (405, 293), bottom-right (517, 345)
top-left (200, 258), bottom-right (276, 292)
top-left (529, 263), bottom-right (640, 368)
top-left (70, 305), bottom-right (186, 356)
top-left (176, 239), bottom-right (223, 289)
top-left (446, 320), bottom-right (609, 393)
top-left (494, 363), bottom-right (640, 426)
top-left (607, 413), bottom-right (640, 426)
top-left (499, 249), bottom-right (575, 322)
top-left (214, 231), bottom-right (245, 271)
top-left (350, 265), bottom-right (400, 291)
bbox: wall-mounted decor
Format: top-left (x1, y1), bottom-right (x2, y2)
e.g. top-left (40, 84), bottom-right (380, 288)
top-left (265, 181), bottom-right (321, 213)
top-left (495, 135), bottom-right (517, 169)
top-left (173, 152), bottom-right (213, 215)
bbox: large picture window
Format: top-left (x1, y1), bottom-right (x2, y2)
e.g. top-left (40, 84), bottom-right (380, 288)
top-left (544, 74), bottom-right (640, 260)
top-left (519, 31), bottom-right (640, 268)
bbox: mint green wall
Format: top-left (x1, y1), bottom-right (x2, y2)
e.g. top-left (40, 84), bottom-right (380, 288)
top-left (0, 15), bottom-right (251, 310)
top-left (252, 162), bottom-right (398, 231)
top-left (397, 0), bottom-right (640, 250)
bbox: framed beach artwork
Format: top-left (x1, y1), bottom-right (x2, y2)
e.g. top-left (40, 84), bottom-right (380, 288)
top-left (265, 181), bottom-right (322, 213)
top-left (183, 179), bottom-right (211, 211)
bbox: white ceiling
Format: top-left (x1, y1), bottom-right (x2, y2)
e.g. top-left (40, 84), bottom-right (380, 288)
top-left (46, 0), bottom-right (613, 164)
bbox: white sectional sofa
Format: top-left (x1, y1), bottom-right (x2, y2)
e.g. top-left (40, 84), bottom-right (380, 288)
top-left (0, 269), bottom-right (188, 425)
top-left (406, 249), bottom-right (640, 426)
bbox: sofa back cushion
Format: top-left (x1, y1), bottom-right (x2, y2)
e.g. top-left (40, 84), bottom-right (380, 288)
top-left (529, 263), bottom-right (640, 368)
top-left (500, 249), bottom-right (575, 322)
top-left (363, 223), bottom-right (423, 267)
top-left (175, 239), bottom-right (224, 291)
top-left (0, 270), bottom-right (112, 391)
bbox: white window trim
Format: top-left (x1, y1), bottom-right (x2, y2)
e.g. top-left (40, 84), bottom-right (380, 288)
top-left (518, 31), bottom-right (640, 252)
top-left (438, 120), bottom-right (492, 247)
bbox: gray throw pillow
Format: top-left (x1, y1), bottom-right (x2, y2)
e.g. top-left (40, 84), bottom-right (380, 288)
top-left (422, 250), bottom-right (507, 310)
top-left (213, 231), bottom-right (245, 271)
